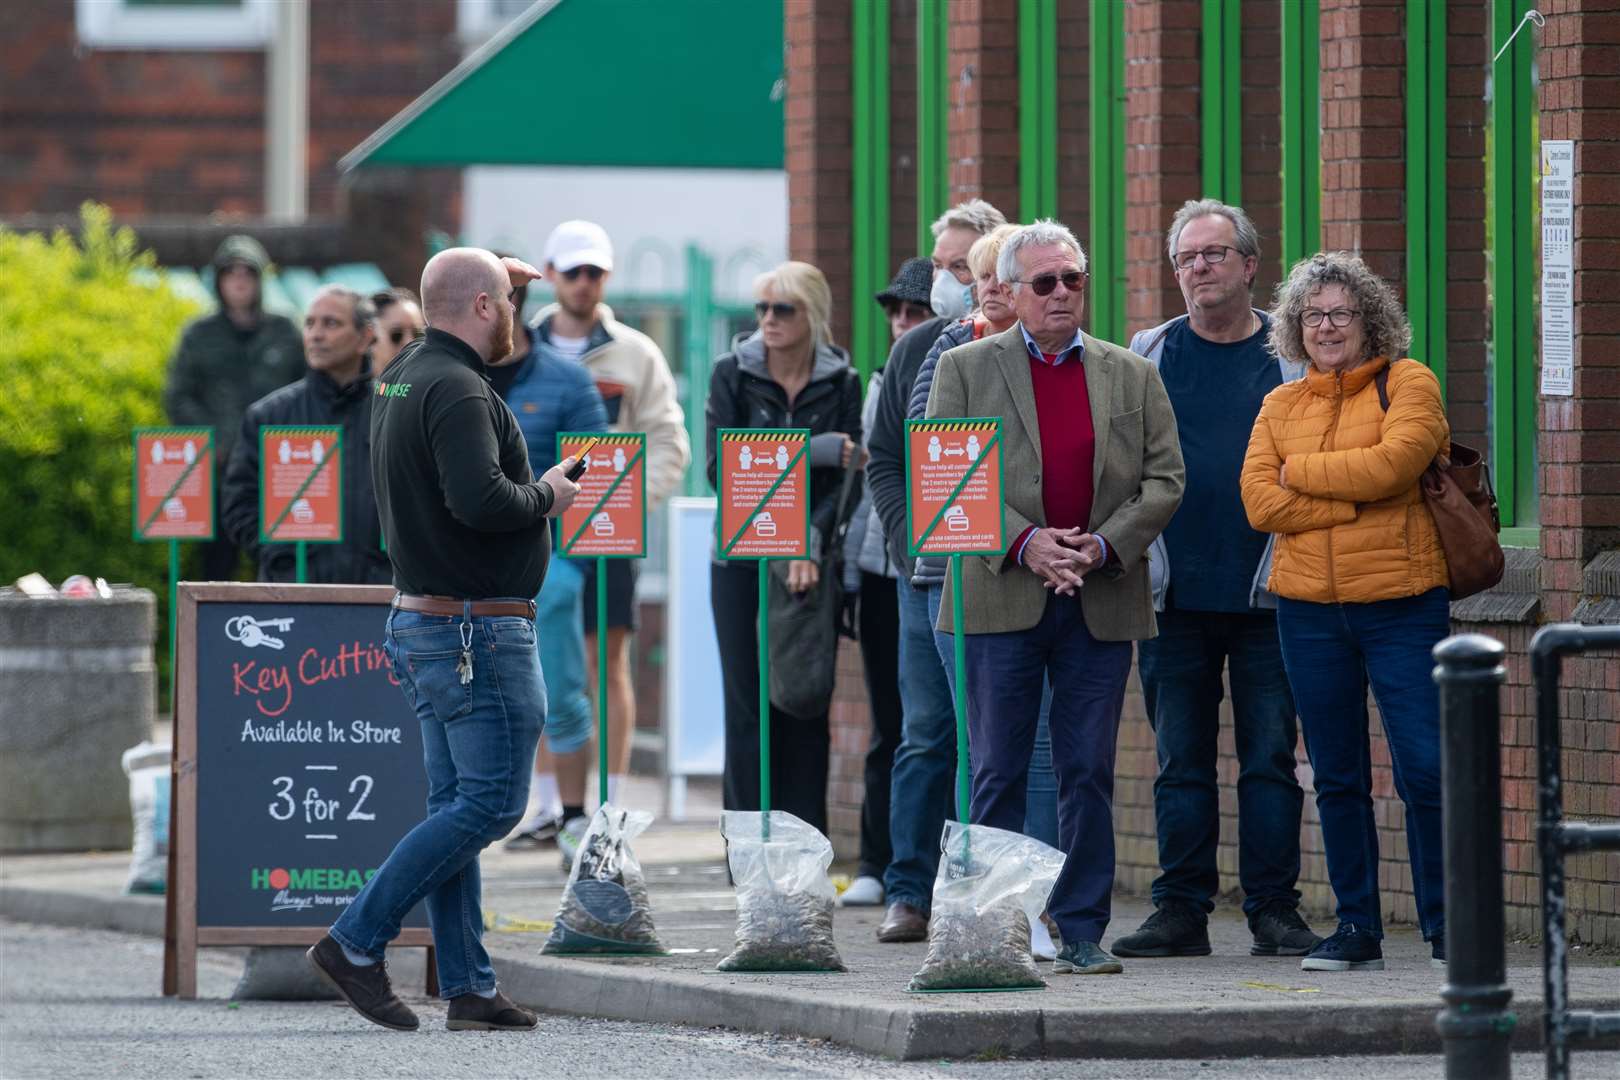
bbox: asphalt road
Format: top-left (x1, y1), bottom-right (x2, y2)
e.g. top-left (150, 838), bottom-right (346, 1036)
top-left (2, 920), bottom-right (1615, 1080)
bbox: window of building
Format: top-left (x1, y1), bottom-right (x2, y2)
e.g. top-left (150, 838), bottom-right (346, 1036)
top-left (457, 0), bottom-right (542, 49)
top-left (75, 0), bottom-right (274, 50)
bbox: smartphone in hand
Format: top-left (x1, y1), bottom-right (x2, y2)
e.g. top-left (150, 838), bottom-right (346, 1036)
top-left (564, 437), bottom-right (602, 481)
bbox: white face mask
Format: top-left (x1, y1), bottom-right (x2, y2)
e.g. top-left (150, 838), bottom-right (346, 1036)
top-left (929, 268), bottom-right (973, 321)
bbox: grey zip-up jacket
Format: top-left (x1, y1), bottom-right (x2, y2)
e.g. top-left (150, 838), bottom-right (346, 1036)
top-left (1128, 312), bottom-right (1305, 612)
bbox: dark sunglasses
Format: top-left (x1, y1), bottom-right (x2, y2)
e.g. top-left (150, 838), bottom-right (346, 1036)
top-left (1014, 270), bottom-right (1086, 297)
top-left (755, 301), bottom-right (799, 320)
top-left (388, 327), bottom-right (423, 346)
top-left (561, 265), bottom-right (605, 282)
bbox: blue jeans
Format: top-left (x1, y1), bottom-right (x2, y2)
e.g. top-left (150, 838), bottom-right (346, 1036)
top-left (883, 579), bottom-right (959, 912)
top-left (1137, 608), bottom-right (1303, 917)
top-left (960, 593), bottom-right (1132, 944)
top-left (930, 584), bottom-right (1060, 848)
top-left (536, 558), bottom-right (591, 754)
top-left (1276, 588), bottom-right (1449, 941)
top-left (331, 607), bottom-right (546, 998)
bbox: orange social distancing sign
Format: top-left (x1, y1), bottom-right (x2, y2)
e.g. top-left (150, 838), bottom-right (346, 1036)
top-left (557, 432), bottom-right (647, 559)
top-left (260, 425), bottom-right (343, 544)
top-left (133, 427), bottom-right (215, 541)
top-left (905, 417), bottom-right (1005, 557)
top-left (716, 428), bottom-right (810, 559)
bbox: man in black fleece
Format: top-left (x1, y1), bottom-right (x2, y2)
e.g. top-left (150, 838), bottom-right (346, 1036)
top-left (864, 199), bottom-right (1007, 943)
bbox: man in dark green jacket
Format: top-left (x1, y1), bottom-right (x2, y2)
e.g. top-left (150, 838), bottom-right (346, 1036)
top-left (162, 234), bottom-right (305, 579)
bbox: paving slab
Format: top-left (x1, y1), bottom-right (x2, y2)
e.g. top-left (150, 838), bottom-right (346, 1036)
top-left (5, 806), bottom-right (1617, 1062)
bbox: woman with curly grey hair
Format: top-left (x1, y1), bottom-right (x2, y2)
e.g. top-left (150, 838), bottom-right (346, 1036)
top-left (1239, 252), bottom-right (1451, 974)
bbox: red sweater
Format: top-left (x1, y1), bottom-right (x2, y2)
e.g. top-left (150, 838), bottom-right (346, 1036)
top-left (1012, 351), bottom-right (1095, 561)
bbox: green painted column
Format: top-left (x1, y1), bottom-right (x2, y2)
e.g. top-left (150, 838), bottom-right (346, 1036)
top-left (1201, 0), bottom-right (1243, 203)
top-left (1490, 0), bottom-right (1538, 534)
top-left (1406, 0), bottom-right (1447, 393)
top-left (1280, 0), bottom-right (1321, 271)
top-left (917, 0), bottom-right (949, 253)
top-left (1018, 0), bottom-right (1058, 221)
top-left (681, 244), bottom-right (713, 497)
top-left (1088, 0), bottom-right (1126, 344)
top-left (851, 0), bottom-right (891, 381)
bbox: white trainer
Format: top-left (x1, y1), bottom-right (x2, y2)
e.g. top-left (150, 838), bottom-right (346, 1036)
top-left (839, 875), bottom-right (886, 907)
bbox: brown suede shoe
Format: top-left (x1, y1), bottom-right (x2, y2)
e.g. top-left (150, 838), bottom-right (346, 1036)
top-left (447, 989), bottom-right (538, 1031)
top-left (877, 901), bottom-right (929, 943)
top-left (306, 935), bottom-right (419, 1031)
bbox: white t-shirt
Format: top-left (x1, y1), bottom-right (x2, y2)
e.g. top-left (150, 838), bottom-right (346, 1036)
top-left (549, 333), bottom-right (589, 362)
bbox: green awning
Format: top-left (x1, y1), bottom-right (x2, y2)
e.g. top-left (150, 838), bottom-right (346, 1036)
top-left (340, 0), bottom-right (783, 172)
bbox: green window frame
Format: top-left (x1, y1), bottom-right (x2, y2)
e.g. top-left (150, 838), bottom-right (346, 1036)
top-left (1280, 0), bottom-right (1321, 271)
top-left (1089, 1), bottom-right (1126, 345)
top-left (851, 0), bottom-right (891, 383)
top-left (1018, 0), bottom-right (1059, 221)
top-left (1201, 0), bottom-right (1243, 203)
top-left (1490, 0), bottom-right (1539, 543)
top-left (1406, 0), bottom-right (1447, 393)
top-left (917, 0), bottom-right (949, 253)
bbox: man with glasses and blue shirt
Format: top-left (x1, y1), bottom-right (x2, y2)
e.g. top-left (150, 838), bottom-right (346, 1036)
top-left (925, 220), bottom-right (1184, 976)
top-left (1112, 199), bottom-right (1322, 962)
top-left (307, 247), bottom-right (582, 1032)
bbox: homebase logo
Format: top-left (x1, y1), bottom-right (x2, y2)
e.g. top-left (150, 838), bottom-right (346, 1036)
top-left (250, 867), bottom-right (378, 891)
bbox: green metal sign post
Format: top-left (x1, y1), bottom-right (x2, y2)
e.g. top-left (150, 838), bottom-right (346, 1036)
top-left (717, 429), bottom-right (812, 842)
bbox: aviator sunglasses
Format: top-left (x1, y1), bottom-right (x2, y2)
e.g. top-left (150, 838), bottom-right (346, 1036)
top-left (561, 265), bottom-right (605, 282)
top-left (1013, 270), bottom-right (1086, 297)
top-left (754, 301), bottom-right (799, 320)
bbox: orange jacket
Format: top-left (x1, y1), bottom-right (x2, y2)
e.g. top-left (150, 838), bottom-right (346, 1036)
top-left (1241, 357), bottom-right (1450, 605)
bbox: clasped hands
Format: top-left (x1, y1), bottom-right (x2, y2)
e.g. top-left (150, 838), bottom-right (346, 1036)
top-left (1022, 527), bottom-right (1106, 596)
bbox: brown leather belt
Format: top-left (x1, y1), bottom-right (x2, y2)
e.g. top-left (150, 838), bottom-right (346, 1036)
top-left (393, 594), bottom-right (536, 619)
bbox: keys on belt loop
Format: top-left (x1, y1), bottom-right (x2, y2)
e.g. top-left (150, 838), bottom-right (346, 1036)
top-left (457, 601), bottom-right (474, 686)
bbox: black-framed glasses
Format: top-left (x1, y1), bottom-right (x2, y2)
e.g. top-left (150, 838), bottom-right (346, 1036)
top-left (755, 301), bottom-right (799, 320)
top-left (1301, 308), bottom-right (1362, 329)
top-left (1014, 270), bottom-right (1086, 297)
top-left (388, 327), bottom-right (423, 346)
top-left (562, 265), bottom-right (605, 282)
top-left (1171, 245), bottom-right (1238, 270)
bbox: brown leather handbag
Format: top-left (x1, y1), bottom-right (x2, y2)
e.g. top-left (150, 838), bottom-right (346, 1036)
top-left (1376, 364), bottom-right (1505, 599)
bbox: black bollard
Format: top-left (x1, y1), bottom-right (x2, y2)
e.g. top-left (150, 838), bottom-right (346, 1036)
top-left (1432, 633), bottom-right (1514, 1080)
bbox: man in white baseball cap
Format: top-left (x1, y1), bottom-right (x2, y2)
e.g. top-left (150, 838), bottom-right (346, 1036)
top-left (510, 219), bottom-right (690, 866)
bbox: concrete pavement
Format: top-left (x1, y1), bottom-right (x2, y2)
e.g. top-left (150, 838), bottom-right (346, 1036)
top-left (4, 781), bottom-right (1617, 1063)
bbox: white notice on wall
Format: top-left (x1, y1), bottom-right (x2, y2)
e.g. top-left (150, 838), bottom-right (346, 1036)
top-left (1540, 140), bottom-right (1575, 397)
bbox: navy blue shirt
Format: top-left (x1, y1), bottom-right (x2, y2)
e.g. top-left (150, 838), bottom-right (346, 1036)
top-left (1157, 315), bottom-right (1280, 612)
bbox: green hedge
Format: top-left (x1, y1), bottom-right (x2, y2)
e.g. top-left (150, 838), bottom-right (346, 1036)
top-left (0, 204), bottom-right (203, 702)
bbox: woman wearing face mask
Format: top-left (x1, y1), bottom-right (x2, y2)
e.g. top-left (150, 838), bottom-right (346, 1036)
top-left (1240, 252), bottom-right (1451, 975)
top-left (704, 261), bottom-right (864, 837)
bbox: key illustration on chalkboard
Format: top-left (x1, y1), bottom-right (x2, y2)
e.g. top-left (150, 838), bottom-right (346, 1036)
top-left (225, 614), bottom-right (294, 650)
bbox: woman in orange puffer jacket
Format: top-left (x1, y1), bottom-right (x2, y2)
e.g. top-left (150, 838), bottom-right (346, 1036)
top-left (1240, 253), bottom-right (1450, 975)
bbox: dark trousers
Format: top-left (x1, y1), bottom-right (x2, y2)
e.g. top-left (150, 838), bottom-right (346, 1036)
top-left (1137, 608), bottom-right (1304, 917)
top-left (710, 561), bottom-right (829, 836)
top-left (1276, 588), bottom-right (1449, 941)
top-left (855, 571), bottom-right (902, 880)
top-left (962, 593), bottom-right (1132, 944)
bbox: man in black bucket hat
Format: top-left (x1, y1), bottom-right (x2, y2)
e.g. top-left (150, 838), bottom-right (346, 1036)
top-left (875, 256), bottom-right (936, 343)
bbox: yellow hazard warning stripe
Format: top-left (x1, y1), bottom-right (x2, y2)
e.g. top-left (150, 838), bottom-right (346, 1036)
top-left (911, 420), bottom-right (996, 433)
top-left (721, 430), bottom-right (807, 442)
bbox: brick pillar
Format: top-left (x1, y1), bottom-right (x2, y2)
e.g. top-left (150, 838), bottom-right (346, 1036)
top-left (945, 1), bottom-right (1019, 215)
top-left (1443, 0), bottom-right (1490, 451)
top-left (1538, 0), bottom-right (1620, 619)
top-left (1240, 0), bottom-right (1283, 301)
top-left (1124, 0), bottom-right (1201, 330)
top-left (785, 0), bottom-right (854, 348)
top-left (1054, 6), bottom-right (1091, 231)
top-left (1319, 0), bottom-right (1406, 286)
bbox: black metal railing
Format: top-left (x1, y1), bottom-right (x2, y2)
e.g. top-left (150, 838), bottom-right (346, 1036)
top-left (1531, 623), bottom-right (1620, 1080)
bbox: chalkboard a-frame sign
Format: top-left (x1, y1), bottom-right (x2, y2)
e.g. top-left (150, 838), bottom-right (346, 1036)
top-left (163, 583), bottom-right (435, 999)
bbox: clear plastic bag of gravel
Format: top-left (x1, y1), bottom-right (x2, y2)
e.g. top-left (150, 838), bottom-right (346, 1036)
top-left (908, 821), bottom-right (1064, 991)
top-left (716, 810), bottom-right (846, 972)
top-left (541, 805), bottom-right (665, 955)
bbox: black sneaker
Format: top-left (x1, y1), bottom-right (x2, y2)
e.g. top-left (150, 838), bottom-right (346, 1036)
top-left (446, 989), bottom-right (538, 1031)
top-left (306, 934), bottom-right (420, 1031)
top-left (1430, 934), bottom-right (1446, 969)
top-left (1052, 940), bottom-right (1124, 975)
top-left (1110, 902), bottom-right (1211, 958)
top-left (1299, 923), bottom-right (1384, 972)
top-left (1249, 901), bottom-right (1323, 957)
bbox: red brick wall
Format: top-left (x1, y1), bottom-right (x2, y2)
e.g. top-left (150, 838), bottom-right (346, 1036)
top-left (1123, 0), bottom-right (1202, 330)
top-left (784, 0), bottom-right (854, 350)
top-left (0, 1), bottom-right (460, 224)
top-left (1319, 0), bottom-right (1406, 286)
top-left (945, 1), bottom-right (1020, 215)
